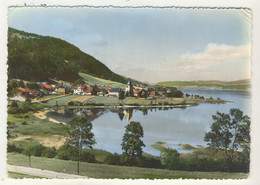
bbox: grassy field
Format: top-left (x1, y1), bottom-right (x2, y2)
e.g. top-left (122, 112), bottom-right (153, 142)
top-left (157, 81), bottom-right (251, 90)
top-left (69, 95), bottom-right (95, 103)
top-left (33, 94), bottom-right (61, 101)
top-left (7, 153), bottom-right (248, 179)
top-left (79, 72), bottom-right (126, 88)
top-left (45, 94), bottom-right (78, 106)
top-left (83, 96), bottom-right (121, 105)
top-left (8, 171), bottom-right (48, 179)
top-left (124, 98), bottom-right (182, 105)
top-left (8, 113), bottom-right (67, 137)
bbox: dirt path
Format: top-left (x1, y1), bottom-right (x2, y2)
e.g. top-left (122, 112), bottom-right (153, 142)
top-left (7, 165), bottom-right (88, 179)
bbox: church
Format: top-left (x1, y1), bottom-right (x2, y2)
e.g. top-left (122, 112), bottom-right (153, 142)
top-left (125, 81), bottom-right (134, 97)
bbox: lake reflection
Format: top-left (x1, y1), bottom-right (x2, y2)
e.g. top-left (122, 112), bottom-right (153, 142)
top-left (47, 89), bottom-right (251, 156)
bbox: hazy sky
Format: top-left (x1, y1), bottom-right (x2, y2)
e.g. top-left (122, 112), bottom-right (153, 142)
top-left (8, 7), bottom-right (251, 83)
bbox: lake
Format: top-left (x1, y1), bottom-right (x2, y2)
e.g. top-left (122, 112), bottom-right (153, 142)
top-left (47, 89), bottom-right (251, 156)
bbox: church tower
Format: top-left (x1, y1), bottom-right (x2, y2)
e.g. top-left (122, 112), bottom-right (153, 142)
top-left (125, 81), bottom-right (133, 97)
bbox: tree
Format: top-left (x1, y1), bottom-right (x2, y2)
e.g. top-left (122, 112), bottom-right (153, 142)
top-left (204, 108), bottom-right (250, 164)
top-left (23, 145), bottom-right (38, 167)
top-left (66, 116), bottom-right (96, 174)
top-left (141, 89), bottom-right (148, 99)
top-left (121, 121), bottom-right (145, 165)
top-left (162, 148), bottom-right (180, 170)
top-left (119, 90), bottom-right (125, 100)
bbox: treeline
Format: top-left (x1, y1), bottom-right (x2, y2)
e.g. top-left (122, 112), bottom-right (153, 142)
top-left (8, 27), bottom-right (127, 83)
top-left (7, 143), bottom-right (95, 164)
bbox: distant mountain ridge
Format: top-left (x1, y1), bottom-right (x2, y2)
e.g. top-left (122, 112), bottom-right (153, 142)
top-left (157, 79), bottom-right (251, 90)
top-left (7, 27), bottom-right (128, 83)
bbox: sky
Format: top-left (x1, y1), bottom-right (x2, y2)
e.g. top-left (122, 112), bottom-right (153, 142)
top-left (8, 7), bottom-right (252, 83)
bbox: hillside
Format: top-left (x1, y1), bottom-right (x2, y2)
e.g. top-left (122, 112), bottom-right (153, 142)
top-left (7, 27), bottom-right (127, 83)
top-left (79, 72), bottom-right (126, 88)
top-left (157, 79), bottom-right (251, 90)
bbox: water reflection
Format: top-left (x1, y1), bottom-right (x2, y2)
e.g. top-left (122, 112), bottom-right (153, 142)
top-left (47, 106), bottom-right (186, 123)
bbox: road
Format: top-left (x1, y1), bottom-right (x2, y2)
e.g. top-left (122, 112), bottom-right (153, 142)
top-left (7, 165), bottom-right (88, 179)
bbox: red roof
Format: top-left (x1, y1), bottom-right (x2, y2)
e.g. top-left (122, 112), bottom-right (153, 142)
top-left (26, 88), bottom-right (35, 92)
top-left (74, 84), bottom-right (86, 89)
top-left (133, 90), bottom-right (141, 94)
top-left (108, 86), bottom-right (113, 89)
top-left (37, 83), bottom-right (45, 87)
top-left (18, 88), bottom-right (29, 93)
top-left (97, 85), bottom-right (101, 87)
top-left (20, 95), bottom-right (27, 99)
top-left (43, 84), bottom-right (54, 89)
top-left (107, 89), bottom-right (111, 92)
top-left (84, 88), bottom-right (93, 93)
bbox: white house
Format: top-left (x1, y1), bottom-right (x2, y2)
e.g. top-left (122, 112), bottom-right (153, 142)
top-left (73, 84), bottom-right (86, 95)
top-left (9, 95), bottom-right (26, 102)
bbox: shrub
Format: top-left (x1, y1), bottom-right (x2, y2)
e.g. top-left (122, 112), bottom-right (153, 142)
top-left (10, 101), bottom-right (18, 108)
top-left (41, 147), bottom-right (57, 158)
top-left (8, 107), bottom-right (20, 114)
top-left (7, 143), bottom-right (22, 153)
top-left (143, 156), bottom-right (162, 169)
top-left (55, 145), bottom-right (77, 161)
top-left (104, 153), bottom-right (121, 165)
top-left (119, 153), bottom-right (145, 167)
top-left (162, 148), bottom-right (180, 170)
top-left (21, 121), bottom-right (28, 125)
top-left (30, 144), bottom-right (46, 157)
top-left (80, 151), bottom-right (95, 163)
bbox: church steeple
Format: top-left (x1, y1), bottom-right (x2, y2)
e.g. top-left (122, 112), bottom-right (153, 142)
top-left (125, 81), bottom-right (133, 97)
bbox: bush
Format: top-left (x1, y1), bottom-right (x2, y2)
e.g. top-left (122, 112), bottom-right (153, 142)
top-left (30, 144), bottom-right (46, 157)
top-left (21, 121), bottom-right (28, 125)
top-left (163, 148), bottom-right (180, 170)
top-left (143, 156), bottom-right (162, 169)
top-left (11, 101), bottom-right (18, 108)
top-left (68, 101), bottom-right (82, 106)
top-left (55, 145), bottom-right (77, 161)
top-left (119, 153), bottom-right (145, 167)
top-left (104, 153), bottom-right (121, 165)
top-left (7, 143), bottom-right (22, 153)
top-left (80, 151), bottom-right (95, 163)
top-left (8, 107), bottom-right (20, 114)
top-left (41, 147), bottom-right (56, 158)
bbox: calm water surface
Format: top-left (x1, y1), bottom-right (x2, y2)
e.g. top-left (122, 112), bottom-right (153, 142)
top-left (47, 89), bottom-right (251, 156)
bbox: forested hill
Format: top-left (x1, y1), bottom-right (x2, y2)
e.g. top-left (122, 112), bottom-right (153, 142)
top-left (7, 27), bottom-right (127, 83)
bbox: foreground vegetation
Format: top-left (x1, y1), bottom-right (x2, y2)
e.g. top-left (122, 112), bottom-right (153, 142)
top-left (8, 171), bottom-right (48, 179)
top-left (7, 153), bottom-right (248, 179)
top-left (7, 112), bottom-right (67, 137)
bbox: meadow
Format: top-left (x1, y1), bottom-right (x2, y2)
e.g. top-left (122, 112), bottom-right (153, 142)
top-left (83, 96), bottom-right (121, 105)
top-left (7, 153), bottom-right (248, 179)
top-left (79, 72), bottom-right (126, 88)
top-left (45, 94), bottom-right (78, 106)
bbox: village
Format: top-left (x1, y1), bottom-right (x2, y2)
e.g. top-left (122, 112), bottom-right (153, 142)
top-left (8, 78), bottom-right (188, 105)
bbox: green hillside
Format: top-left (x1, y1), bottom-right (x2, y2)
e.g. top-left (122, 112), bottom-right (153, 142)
top-left (7, 27), bottom-right (127, 83)
top-left (157, 80), bottom-right (251, 90)
top-left (79, 72), bottom-right (126, 88)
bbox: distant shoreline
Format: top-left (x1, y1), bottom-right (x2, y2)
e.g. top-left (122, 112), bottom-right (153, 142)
top-left (178, 86), bottom-right (251, 91)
